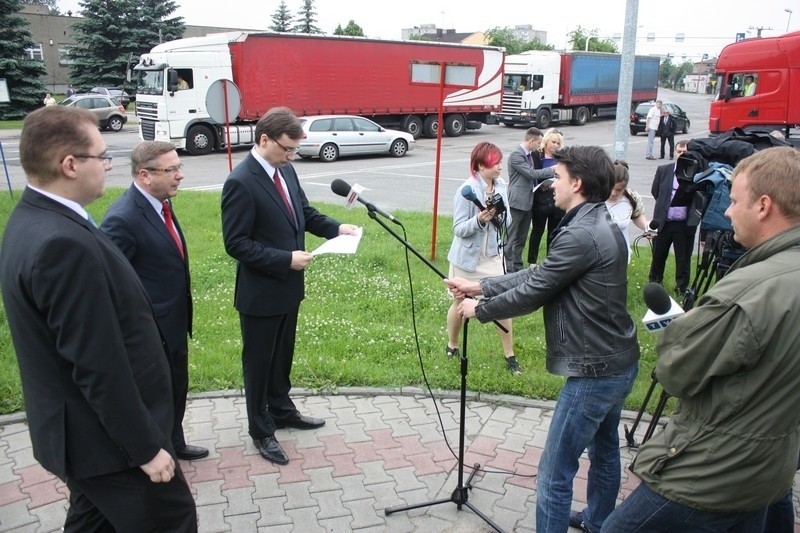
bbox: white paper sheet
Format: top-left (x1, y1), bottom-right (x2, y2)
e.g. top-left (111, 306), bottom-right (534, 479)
top-left (311, 227), bottom-right (363, 255)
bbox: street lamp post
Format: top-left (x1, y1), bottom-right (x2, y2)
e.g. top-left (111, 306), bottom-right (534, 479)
top-left (786, 8), bottom-right (793, 33)
top-left (585, 36), bottom-right (594, 51)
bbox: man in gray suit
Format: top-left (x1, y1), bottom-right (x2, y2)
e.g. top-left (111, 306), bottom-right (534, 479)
top-left (505, 127), bottom-right (555, 272)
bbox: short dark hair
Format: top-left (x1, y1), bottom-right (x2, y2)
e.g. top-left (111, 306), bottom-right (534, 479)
top-left (525, 127), bottom-right (543, 140)
top-left (552, 145), bottom-right (614, 202)
top-left (20, 107), bottom-right (99, 185)
top-left (254, 107), bottom-right (304, 145)
top-left (131, 141), bottom-right (178, 176)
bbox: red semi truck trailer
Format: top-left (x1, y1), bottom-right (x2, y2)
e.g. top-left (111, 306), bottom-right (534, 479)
top-left (709, 31), bottom-right (800, 136)
top-left (133, 32), bottom-right (504, 154)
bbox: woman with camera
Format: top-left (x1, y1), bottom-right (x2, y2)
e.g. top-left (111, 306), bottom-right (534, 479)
top-left (445, 142), bottom-right (520, 374)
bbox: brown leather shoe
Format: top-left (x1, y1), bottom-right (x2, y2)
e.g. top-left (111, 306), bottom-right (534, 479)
top-left (253, 436), bottom-right (288, 465)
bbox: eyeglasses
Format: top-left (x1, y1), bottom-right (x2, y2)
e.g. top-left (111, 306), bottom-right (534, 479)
top-left (72, 153), bottom-right (113, 166)
top-left (145, 164), bottom-right (184, 175)
top-left (270, 137), bottom-right (300, 154)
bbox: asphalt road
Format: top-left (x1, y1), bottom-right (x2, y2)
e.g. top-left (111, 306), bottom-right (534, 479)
top-left (0, 88), bottom-right (713, 221)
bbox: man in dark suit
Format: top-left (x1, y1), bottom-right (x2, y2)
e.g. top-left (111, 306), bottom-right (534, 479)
top-left (221, 107), bottom-right (358, 465)
top-left (505, 127), bottom-right (555, 272)
top-left (101, 141), bottom-right (208, 461)
top-left (0, 107), bottom-right (196, 531)
top-left (658, 109), bottom-right (677, 160)
top-left (648, 140), bottom-right (698, 297)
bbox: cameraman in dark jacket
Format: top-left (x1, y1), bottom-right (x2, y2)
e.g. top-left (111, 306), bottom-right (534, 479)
top-left (446, 145), bottom-right (640, 533)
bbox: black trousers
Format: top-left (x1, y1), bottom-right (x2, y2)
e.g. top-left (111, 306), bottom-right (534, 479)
top-left (660, 135), bottom-right (675, 158)
top-left (648, 220), bottom-right (696, 293)
top-left (240, 310), bottom-right (299, 439)
top-left (64, 464), bottom-right (196, 532)
top-left (528, 202), bottom-right (564, 264)
top-left (167, 346), bottom-right (189, 450)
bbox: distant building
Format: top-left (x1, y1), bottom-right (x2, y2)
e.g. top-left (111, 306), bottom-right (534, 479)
top-left (18, 5), bottom-right (263, 93)
top-left (682, 58), bottom-right (718, 94)
top-left (402, 23), bottom-right (547, 46)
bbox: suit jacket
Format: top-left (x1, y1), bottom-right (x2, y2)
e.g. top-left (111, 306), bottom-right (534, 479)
top-left (100, 185), bottom-right (192, 353)
top-left (221, 153), bottom-right (341, 316)
top-left (0, 188), bottom-right (173, 480)
top-left (651, 163), bottom-right (701, 229)
top-left (507, 145), bottom-right (554, 211)
top-left (657, 115), bottom-right (677, 137)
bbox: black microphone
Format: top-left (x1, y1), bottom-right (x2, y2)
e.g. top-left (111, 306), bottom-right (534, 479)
top-left (643, 282), bottom-right (671, 314)
top-left (642, 282), bottom-right (684, 332)
top-left (648, 220), bottom-right (659, 232)
top-left (331, 179), bottom-right (400, 225)
top-left (461, 185), bottom-right (486, 211)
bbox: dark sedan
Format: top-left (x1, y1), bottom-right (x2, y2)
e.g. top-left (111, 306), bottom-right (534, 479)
top-left (630, 102), bottom-right (690, 135)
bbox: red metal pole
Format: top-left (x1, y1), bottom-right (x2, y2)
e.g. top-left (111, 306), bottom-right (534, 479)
top-left (430, 62), bottom-right (446, 261)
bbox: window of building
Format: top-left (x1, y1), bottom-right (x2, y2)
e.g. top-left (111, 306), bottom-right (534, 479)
top-left (24, 43), bottom-right (44, 61)
top-left (58, 44), bottom-right (75, 66)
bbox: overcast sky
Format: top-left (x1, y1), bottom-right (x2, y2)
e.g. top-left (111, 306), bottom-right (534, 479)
top-left (56, 0), bottom-right (798, 60)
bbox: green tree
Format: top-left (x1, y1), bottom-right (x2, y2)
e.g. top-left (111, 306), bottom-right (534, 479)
top-left (485, 27), bottom-right (553, 55)
top-left (0, 0), bottom-right (48, 119)
top-left (333, 20), bottom-right (364, 37)
top-left (293, 0), bottom-right (322, 34)
top-left (568, 26), bottom-right (618, 53)
top-left (68, 0), bottom-right (184, 90)
top-left (269, 0), bottom-right (292, 32)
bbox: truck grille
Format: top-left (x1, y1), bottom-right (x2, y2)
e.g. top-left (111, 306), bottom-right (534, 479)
top-left (136, 101), bottom-right (158, 121)
top-left (501, 94), bottom-right (522, 114)
top-left (140, 120), bottom-right (155, 140)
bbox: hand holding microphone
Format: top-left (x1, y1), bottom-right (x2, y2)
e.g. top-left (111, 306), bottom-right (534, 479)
top-left (644, 220), bottom-right (659, 239)
top-left (461, 185), bottom-right (498, 226)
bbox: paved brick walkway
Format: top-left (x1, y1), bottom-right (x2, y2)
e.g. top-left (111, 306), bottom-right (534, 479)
top-left (1, 388), bottom-right (798, 532)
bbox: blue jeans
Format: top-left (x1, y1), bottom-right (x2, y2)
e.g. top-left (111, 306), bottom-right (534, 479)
top-left (601, 482), bottom-right (767, 532)
top-left (535, 364), bottom-right (638, 533)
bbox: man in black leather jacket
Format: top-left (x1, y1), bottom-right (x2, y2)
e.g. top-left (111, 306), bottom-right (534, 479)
top-left (446, 145), bottom-right (640, 533)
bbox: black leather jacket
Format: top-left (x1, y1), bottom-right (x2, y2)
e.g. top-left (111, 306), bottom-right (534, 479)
top-left (476, 202), bottom-right (640, 377)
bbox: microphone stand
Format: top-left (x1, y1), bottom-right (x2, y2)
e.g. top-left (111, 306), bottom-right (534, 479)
top-left (364, 209), bottom-right (503, 532)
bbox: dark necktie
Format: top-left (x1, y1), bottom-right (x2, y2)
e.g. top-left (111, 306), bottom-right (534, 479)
top-left (273, 170), bottom-right (296, 225)
top-left (526, 152), bottom-right (533, 167)
top-left (162, 200), bottom-right (185, 259)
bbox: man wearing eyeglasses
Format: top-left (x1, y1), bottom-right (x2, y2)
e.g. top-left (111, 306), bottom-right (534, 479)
top-left (221, 107), bottom-right (359, 465)
top-left (0, 108), bottom-right (197, 530)
top-left (101, 141), bottom-right (209, 463)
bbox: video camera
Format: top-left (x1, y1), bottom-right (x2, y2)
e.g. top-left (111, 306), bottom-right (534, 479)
top-left (485, 192), bottom-right (506, 218)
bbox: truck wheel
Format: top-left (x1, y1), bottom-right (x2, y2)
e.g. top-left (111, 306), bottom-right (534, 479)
top-left (389, 139), bottom-right (408, 157)
top-left (535, 109), bottom-right (551, 130)
top-left (186, 125), bottom-right (214, 156)
top-left (319, 143), bottom-right (339, 162)
top-left (402, 115), bottom-right (423, 139)
top-left (422, 115), bottom-right (438, 138)
top-left (444, 114), bottom-right (465, 137)
top-left (572, 107), bottom-right (590, 126)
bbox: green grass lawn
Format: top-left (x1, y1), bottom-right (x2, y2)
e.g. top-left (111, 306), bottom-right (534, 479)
top-left (0, 188), bottom-right (675, 416)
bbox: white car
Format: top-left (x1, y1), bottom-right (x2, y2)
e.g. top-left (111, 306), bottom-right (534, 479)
top-left (298, 115), bottom-right (415, 162)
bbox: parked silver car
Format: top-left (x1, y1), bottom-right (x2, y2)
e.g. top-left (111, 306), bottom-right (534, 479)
top-left (297, 115), bottom-right (415, 162)
top-left (58, 94), bottom-right (128, 132)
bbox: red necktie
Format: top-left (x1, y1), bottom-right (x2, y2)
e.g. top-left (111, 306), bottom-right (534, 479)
top-left (162, 201), bottom-right (185, 259)
top-left (273, 170), bottom-right (296, 225)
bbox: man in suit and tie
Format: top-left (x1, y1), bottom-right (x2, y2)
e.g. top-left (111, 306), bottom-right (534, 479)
top-left (101, 141), bottom-right (208, 461)
top-left (0, 107), bottom-right (196, 530)
top-left (505, 127), bottom-right (555, 272)
top-left (221, 107), bottom-right (358, 465)
top-left (648, 140), bottom-right (699, 298)
top-left (657, 108), bottom-right (677, 160)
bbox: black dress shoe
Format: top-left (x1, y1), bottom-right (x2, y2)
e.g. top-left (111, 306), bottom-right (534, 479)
top-left (175, 444), bottom-right (209, 461)
top-left (253, 436), bottom-right (288, 465)
top-left (274, 413), bottom-right (326, 430)
top-left (569, 510), bottom-right (591, 532)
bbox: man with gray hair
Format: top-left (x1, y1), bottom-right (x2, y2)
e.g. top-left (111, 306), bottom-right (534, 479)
top-left (101, 141), bottom-right (209, 461)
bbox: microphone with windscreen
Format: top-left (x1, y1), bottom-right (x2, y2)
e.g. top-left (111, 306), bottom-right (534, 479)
top-left (642, 282), bottom-right (684, 332)
top-left (331, 178), bottom-right (400, 225)
top-left (460, 185), bottom-right (486, 211)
